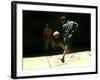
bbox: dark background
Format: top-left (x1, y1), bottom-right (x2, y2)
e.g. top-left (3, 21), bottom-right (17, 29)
top-left (23, 10), bottom-right (91, 57)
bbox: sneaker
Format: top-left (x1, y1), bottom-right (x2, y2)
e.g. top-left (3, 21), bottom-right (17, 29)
top-left (61, 58), bottom-right (65, 63)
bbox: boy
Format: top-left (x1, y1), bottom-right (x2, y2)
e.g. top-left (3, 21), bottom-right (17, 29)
top-left (54, 16), bottom-right (79, 63)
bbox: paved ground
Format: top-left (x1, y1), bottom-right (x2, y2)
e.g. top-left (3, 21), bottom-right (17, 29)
top-left (23, 51), bottom-right (91, 70)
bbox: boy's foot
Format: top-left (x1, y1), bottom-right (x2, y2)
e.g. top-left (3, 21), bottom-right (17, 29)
top-left (61, 58), bottom-right (65, 63)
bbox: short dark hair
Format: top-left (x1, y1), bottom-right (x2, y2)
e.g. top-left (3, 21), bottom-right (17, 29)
top-left (59, 14), bottom-right (69, 20)
top-left (60, 15), bottom-right (66, 19)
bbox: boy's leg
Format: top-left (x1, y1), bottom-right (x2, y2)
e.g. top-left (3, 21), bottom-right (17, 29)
top-left (44, 40), bottom-right (49, 52)
top-left (61, 47), bottom-right (70, 63)
top-left (59, 42), bottom-right (69, 63)
top-left (50, 38), bottom-right (56, 49)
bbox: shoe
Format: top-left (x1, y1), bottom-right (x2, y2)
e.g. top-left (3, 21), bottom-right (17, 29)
top-left (61, 58), bottom-right (65, 63)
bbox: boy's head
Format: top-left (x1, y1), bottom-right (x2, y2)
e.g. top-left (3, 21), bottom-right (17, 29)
top-left (60, 15), bottom-right (67, 24)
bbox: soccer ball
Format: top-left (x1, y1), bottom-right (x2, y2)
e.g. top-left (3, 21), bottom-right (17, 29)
top-left (53, 31), bottom-right (60, 39)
